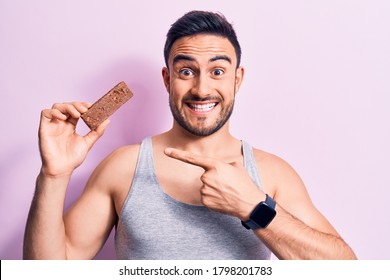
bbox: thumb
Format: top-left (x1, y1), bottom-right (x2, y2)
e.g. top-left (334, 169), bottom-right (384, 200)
top-left (83, 119), bottom-right (110, 150)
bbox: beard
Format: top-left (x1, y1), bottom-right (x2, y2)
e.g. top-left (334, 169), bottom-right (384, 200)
top-left (169, 94), bottom-right (235, 137)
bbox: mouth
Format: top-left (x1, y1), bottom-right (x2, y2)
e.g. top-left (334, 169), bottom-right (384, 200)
top-left (186, 102), bottom-right (218, 113)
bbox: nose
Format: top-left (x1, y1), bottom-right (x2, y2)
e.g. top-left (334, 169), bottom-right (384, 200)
top-left (191, 73), bottom-right (211, 98)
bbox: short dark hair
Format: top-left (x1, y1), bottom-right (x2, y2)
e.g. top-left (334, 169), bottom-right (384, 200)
top-left (164, 10), bottom-right (242, 68)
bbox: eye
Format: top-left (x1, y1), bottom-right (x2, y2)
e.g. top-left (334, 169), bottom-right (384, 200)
top-left (179, 68), bottom-right (194, 77)
top-left (212, 69), bottom-right (224, 76)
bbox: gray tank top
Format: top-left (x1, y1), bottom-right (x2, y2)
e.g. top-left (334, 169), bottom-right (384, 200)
top-left (115, 137), bottom-right (271, 259)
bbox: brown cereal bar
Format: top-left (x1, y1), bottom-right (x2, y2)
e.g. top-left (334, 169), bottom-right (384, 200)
top-left (81, 81), bottom-right (133, 130)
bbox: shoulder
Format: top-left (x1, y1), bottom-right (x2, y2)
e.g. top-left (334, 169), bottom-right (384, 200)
top-left (252, 148), bottom-right (300, 178)
top-left (251, 147), bottom-right (341, 237)
top-left (251, 147), bottom-right (306, 202)
top-left (101, 144), bottom-right (141, 169)
top-left (87, 143), bottom-right (141, 192)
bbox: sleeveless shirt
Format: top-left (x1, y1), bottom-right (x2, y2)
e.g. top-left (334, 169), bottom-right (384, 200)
top-left (115, 137), bottom-right (271, 259)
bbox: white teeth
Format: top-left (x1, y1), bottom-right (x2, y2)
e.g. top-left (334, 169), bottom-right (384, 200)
top-left (189, 103), bottom-right (217, 112)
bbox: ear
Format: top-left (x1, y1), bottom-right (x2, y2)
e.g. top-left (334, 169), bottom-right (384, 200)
top-left (162, 67), bottom-right (170, 93)
top-left (234, 66), bottom-right (245, 94)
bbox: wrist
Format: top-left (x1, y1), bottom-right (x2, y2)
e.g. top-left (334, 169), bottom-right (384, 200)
top-left (34, 170), bottom-right (71, 199)
top-left (238, 192), bottom-right (267, 221)
top-left (36, 169), bottom-right (73, 192)
top-left (39, 166), bottom-right (73, 180)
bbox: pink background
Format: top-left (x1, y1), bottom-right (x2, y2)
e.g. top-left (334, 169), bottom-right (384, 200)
top-left (1, 0), bottom-right (389, 259)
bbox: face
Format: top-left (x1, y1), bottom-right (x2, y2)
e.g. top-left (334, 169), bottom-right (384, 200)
top-left (163, 34), bottom-right (244, 137)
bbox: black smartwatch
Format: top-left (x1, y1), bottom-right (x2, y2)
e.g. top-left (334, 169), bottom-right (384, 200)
top-left (241, 194), bottom-right (276, 230)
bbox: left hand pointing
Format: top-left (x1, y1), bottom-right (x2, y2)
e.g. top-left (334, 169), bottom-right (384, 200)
top-left (164, 147), bottom-right (265, 220)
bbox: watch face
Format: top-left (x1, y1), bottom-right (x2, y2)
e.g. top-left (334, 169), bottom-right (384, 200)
top-left (250, 202), bottom-right (277, 228)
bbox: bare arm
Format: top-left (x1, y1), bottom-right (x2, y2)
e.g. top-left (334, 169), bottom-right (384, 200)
top-left (255, 204), bottom-right (355, 259)
top-left (164, 147), bottom-right (357, 260)
top-left (253, 152), bottom-right (356, 259)
top-left (24, 173), bottom-right (70, 259)
top-left (23, 102), bottom-right (109, 259)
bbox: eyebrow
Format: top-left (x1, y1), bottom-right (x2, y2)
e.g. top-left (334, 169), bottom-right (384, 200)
top-left (209, 55), bottom-right (232, 64)
top-left (172, 54), bottom-right (232, 66)
top-left (172, 54), bottom-right (195, 66)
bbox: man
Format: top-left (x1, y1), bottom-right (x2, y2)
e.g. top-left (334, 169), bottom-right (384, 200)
top-left (24, 11), bottom-right (356, 260)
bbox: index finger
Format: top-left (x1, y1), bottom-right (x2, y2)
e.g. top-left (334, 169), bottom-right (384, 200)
top-left (164, 147), bottom-right (218, 170)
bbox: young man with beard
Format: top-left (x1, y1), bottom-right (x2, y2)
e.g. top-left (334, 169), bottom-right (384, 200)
top-left (24, 11), bottom-right (356, 260)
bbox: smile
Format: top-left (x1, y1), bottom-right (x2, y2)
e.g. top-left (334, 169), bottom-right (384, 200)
top-left (187, 102), bottom-right (218, 113)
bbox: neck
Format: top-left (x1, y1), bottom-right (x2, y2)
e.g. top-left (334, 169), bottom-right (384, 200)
top-left (163, 121), bottom-right (239, 157)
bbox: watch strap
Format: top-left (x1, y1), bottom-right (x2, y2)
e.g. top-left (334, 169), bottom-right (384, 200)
top-left (264, 194), bottom-right (276, 209)
top-left (241, 218), bottom-right (259, 230)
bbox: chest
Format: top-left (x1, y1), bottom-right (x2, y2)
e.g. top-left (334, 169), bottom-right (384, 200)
top-left (115, 183), bottom-right (271, 260)
top-left (155, 158), bottom-right (206, 205)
